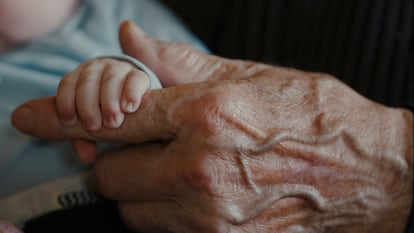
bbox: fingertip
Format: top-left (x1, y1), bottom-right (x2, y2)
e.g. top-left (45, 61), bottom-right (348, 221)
top-left (11, 106), bottom-right (34, 133)
top-left (120, 19), bottom-right (146, 38)
top-left (60, 114), bottom-right (78, 127)
top-left (119, 19), bottom-right (133, 32)
top-left (79, 152), bottom-right (97, 164)
top-left (122, 100), bottom-right (138, 113)
top-left (120, 70), bottom-right (147, 114)
top-left (55, 98), bottom-right (78, 126)
top-left (11, 97), bottom-right (75, 141)
top-left (119, 19), bottom-right (153, 59)
top-left (103, 112), bottom-right (125, 129)
top-left (80, 114), bottom-right (102, 131)
top-left (72, 139), bottom-right (97, 164)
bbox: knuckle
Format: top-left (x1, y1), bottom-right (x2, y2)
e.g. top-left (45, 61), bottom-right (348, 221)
top-left (101, 69), bottom-right (115, 83)
top-left (130, 69), bottom-right (150, 83)
top-left (181, 154), bottom-right (252, 224)
top-left (83, 58), bottom-right (103, 68)
top-left (125, 85), bottom-right (144, 97)
top-left (78, 70), bottom-right (97, 83)
top-left (100, 102), bottom-right (119, 115)
top-left (182, 155), bottom-right (219, 196)
top-left (181, 91), bottom-right (226, 137)
top-left (80, 109), bottom-right (97, 122)
top-left (59, 72), bottom-right (74, 86)
top-left (101, 61), bottom-right (132, 81)
top-left (158, 43), bottom-right (189, 60)
top-left (123, 87), bottom-right (145, 102)
top-left (157, 42), bottom-right (204, 76)
top-left (57, 103), bottom-right (75, 118)
top-left (116, 61), bottom-right (133, 71)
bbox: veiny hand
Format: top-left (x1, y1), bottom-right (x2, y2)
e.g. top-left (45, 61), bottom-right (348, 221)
top-left (11, 21), bottom-right (413, 233)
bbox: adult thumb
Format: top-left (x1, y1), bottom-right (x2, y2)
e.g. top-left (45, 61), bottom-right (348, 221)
top-left (118, 20), bottom-right (238, 86)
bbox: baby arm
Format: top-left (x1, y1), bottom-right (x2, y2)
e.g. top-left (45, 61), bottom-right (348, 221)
top-left (56, 57), bottom-right (150, 130)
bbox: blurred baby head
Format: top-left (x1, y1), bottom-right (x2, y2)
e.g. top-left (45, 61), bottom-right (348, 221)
top-left (0, 0), bottom-right (78, 50)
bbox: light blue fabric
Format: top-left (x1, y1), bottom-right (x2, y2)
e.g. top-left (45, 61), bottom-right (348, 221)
top-left (0, 0), bottom-right (206, 197)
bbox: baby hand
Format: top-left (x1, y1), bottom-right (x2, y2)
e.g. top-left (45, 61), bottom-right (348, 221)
top-left (56, 58), bottom-right (150, 130)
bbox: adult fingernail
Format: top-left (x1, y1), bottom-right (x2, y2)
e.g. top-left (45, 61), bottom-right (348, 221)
top-left (11, 107), bottom-right (34, 132)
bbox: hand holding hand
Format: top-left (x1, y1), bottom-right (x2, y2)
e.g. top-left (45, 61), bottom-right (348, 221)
top-left (11, 21), bottom-right (413, 233)
top-left (57, 58), bottom-right (150, 130)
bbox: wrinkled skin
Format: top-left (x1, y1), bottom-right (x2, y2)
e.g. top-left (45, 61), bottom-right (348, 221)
top-left (11, 21), bottom-right (413, 233)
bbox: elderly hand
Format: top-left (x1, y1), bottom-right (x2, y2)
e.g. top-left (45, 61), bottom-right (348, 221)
top-left (11, 21), bottom-right (413, 233)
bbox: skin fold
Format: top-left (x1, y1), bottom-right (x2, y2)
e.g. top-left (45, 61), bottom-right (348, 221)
top-left (11, 21), bottom-right (413, 233)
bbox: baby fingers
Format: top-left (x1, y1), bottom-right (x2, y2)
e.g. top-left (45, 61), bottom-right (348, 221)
top-left (56, 70), bottom-right (79, 127)
top-left (99, 60), bottom-right (133, 129)
top-left (56, 58), bottom-right (150, 131)
top-left (121, 69), bottom-right (150, 113)
top-left (75, 61), bottom-right (105, 131)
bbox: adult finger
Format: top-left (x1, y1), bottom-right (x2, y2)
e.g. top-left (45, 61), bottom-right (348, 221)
top-left (118, 201), bottom-right (220, 233)
top-left (93, 143), bottom-right (183, 201)
top-left (11, 87), bottom-right (176, 142)
top-left (70, 139), bottom-right (97, 164)
top-left (119, 20), bottom-right (264, 86)
top-left (118, 202), bottom-right (178, 233)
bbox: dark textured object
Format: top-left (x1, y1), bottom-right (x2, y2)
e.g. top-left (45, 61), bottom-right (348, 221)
top-left (23, 201), bottom-right (136, 233)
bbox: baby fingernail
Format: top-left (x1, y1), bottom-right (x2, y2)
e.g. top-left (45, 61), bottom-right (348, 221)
top-left (85, 121), bottom-right (100, 131)
top-left (104, 114), bottom-right (124, 128)
top-left (123, 101), bottom-right (136, 113)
